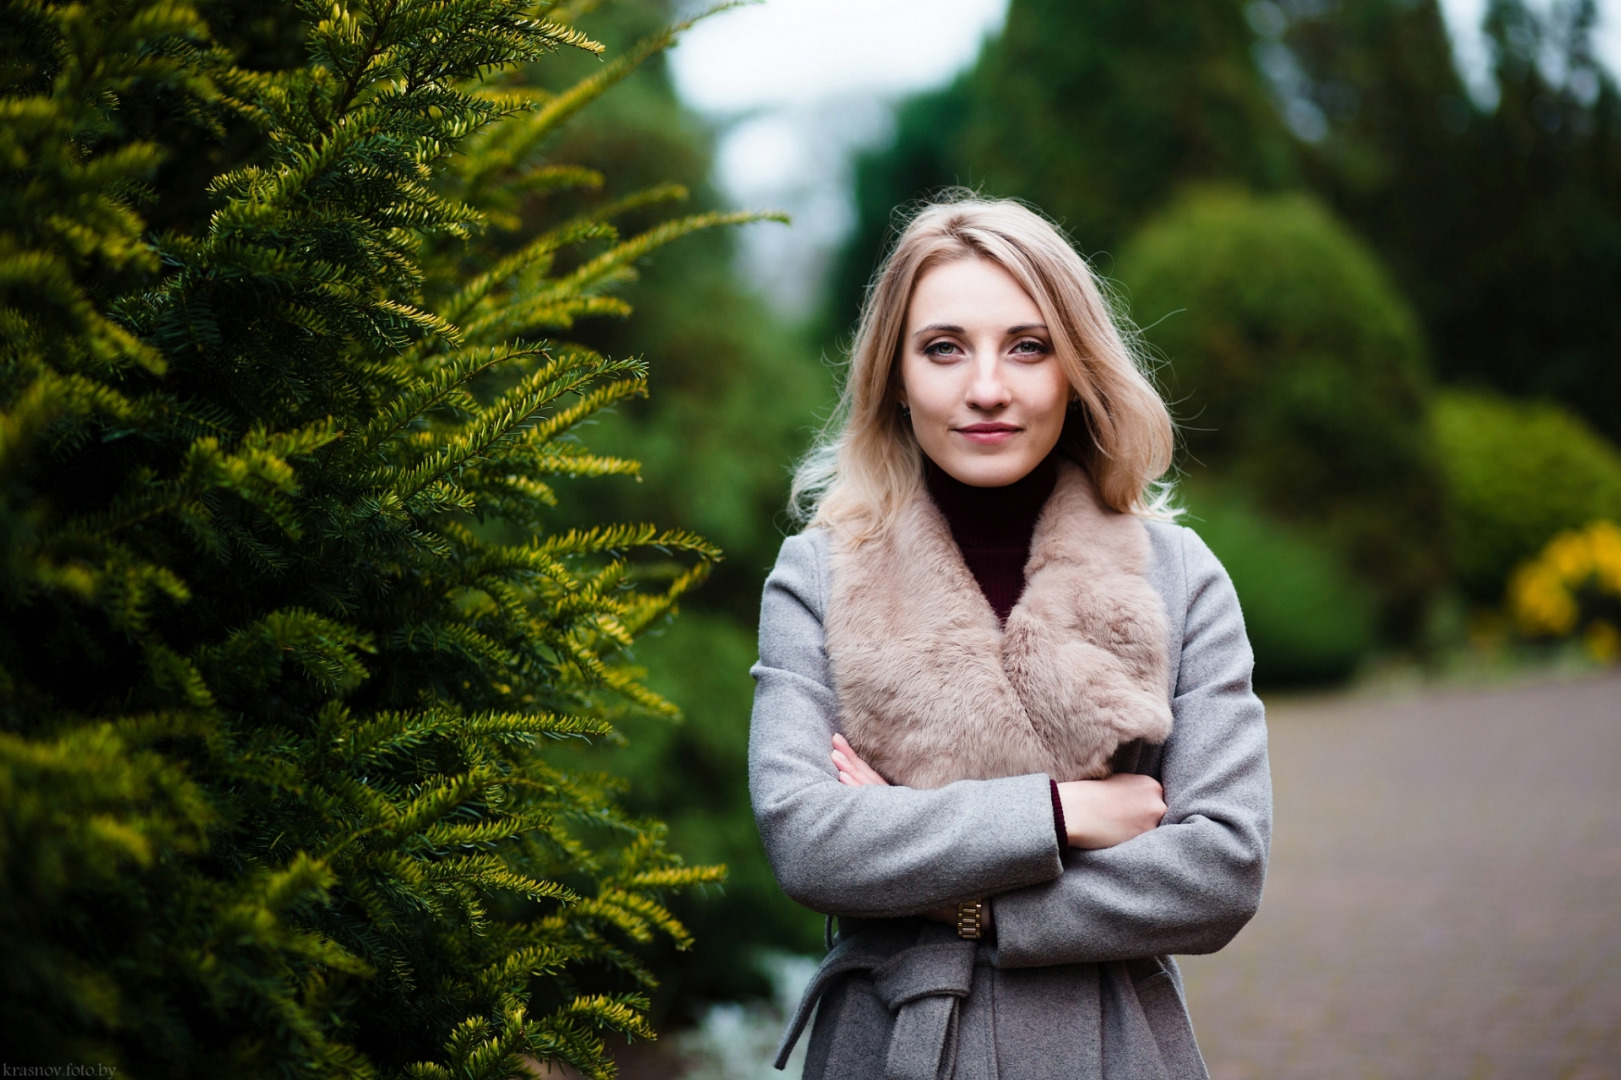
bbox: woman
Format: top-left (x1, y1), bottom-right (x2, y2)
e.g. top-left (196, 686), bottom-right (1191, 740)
top-left (749, 196), bottom-right (1270, 1079)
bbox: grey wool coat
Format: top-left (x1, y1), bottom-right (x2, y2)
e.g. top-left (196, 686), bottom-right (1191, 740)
top-left (748, 503), bottom-right (1272, 1080)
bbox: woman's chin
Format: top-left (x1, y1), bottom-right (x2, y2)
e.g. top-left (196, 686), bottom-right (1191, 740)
top-left (933, 452), bottom-right (1042, 488)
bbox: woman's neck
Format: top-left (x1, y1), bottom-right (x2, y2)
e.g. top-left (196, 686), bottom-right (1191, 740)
top-left (924, 453), bottom-right (1059, 621)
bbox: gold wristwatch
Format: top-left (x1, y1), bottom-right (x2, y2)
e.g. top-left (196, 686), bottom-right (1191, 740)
top-left (956, 899), bottom-right (984, 940)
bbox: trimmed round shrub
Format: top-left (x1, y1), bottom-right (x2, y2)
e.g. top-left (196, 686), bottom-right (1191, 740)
top-left (1119, 187), bottom-right (1446, 639)
top-left (1184, 487), bottom-right (1379, 685)
top-left (1432, 389), bottom-right (1621, 600)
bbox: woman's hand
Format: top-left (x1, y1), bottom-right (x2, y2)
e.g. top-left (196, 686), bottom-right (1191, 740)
top-left (831, 732), bottom-right (890, 786)
top-left (831, 734), bottom-right (988, 931)
top-left (1057, 774), bottom-right (1166, 850)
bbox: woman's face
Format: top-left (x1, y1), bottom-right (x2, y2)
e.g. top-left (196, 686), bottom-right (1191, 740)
top-left (898, 256), bottom-right (1072, 487)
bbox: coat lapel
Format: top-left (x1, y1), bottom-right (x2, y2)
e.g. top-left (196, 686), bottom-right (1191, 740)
top-left (824, 462), bottom-right (1172, 789)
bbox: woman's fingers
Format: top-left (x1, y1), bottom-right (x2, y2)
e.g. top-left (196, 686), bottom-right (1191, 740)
top-left (1057, 773), bottom-right (1166, 849)
top-left (831, 741), bottom-right (873, 784)
top-left (831, 733), bottom-right (890, 786)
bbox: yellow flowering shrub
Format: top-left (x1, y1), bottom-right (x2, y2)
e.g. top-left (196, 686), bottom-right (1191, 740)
top-left (1507, 520), bottom-right (1621, 663)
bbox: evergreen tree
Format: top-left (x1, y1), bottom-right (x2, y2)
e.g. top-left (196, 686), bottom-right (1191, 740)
top-left (0, 0), bottom-right (766, 1074)
top-left (824, 76), bottom-right (976, 339)
top-left (1269, 0), bottom-right (1475, 326)
top-left (824, 0), bottom-right (1298, 340)
top-left (533, 0), bottom-right (831, 622)
top-left (1279, 0), bottom-right (1621, 440)
top-left (962, 0), bottom-right (1298, 254)
top-left (490, 1), bottom-right (832, 1014)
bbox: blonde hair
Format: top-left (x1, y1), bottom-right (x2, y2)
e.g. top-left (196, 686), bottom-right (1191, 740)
top-left (792, 194), bottom-right (1178, 538)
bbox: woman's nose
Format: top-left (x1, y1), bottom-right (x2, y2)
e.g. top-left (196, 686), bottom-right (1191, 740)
top-left (965, 354), bottom-right (1010, 410)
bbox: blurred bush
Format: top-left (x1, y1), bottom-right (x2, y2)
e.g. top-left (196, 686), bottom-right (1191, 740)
top-left (1432, 390), bottom-right (1621, 601)
top-left (1507, 520), bottom-right (1621, 664)
top-left (1118, 186), bottom-right (1446, 640)
top-left (1184, 485), bottom-right (1379, 685)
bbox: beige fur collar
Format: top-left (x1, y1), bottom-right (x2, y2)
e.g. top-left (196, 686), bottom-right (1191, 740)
top-left (824, 461), bottom-right (1171, 789)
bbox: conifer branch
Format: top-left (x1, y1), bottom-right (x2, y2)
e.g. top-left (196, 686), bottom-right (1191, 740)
top-left (0, 0), bottom-right (762, 1071)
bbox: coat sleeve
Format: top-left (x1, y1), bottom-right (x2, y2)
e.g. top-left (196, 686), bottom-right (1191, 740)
top-left (748, 531), bottom-right (1066, 918)
top-left (989, 526), bottom-right (1273, 966)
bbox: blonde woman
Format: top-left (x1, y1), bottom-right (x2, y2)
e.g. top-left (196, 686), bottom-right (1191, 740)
top-left (749, 196), bottom-right (1271, 1079)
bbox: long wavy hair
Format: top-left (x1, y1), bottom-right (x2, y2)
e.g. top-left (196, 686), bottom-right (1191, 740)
top-left (792, 194), bottom-right (1178, 540)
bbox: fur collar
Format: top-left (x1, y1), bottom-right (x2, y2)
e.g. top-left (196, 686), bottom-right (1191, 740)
top-left (824, 461), bottom-right (1172, 789)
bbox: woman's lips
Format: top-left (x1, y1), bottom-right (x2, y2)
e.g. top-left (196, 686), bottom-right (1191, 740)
top-left (956, 423), bottom-right (1020, 444)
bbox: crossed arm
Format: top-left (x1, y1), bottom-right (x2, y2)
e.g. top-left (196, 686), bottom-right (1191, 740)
top-left (832, 731), bottom-right (1169, 850)
top-left (748, 526), bottom-right (1271, 964)
top-left (831, 731), bottom-right (1169, 929)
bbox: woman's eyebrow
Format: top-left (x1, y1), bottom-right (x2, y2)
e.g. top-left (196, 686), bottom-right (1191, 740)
top-left (910, 322), bottom-right (1050, 338)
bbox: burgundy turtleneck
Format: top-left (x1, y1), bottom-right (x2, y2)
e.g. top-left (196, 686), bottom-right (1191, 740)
top-left (924, 452), bottom-right (1059, 623)
top-left (923, 452), bottom-right (1069, 849)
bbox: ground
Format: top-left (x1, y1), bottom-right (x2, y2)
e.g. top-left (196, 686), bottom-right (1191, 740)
top-left (1179, 671), bottom-right (1621, 1080)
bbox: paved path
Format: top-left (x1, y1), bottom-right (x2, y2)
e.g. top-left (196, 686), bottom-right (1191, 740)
top-left (1178, 672), bottom-right (1621, 1080)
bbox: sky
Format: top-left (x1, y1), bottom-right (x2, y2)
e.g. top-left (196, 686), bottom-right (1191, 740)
top-left (663, 0), bottom-right (1621, 311)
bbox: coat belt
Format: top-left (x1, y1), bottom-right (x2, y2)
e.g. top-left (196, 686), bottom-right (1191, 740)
top-left (775, 925), bottom-right (978, 1080)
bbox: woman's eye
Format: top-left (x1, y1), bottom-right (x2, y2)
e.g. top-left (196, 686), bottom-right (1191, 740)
top-left (923, 341), bottom-right (961, 358)
top-left (1012, 339), bottom-right (1051, 357)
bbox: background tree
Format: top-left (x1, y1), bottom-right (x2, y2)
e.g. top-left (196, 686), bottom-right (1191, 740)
top-left (825, 0), bottom-right (1298, 336)
top-left (824, 75), bottom-right (977, 337)
top-left (1278, 0), bottom-right (1621, 440)
top-left (961, 0), bottom-right (1298, 254)
top-left (0, 0), bottom-right (765, 1072)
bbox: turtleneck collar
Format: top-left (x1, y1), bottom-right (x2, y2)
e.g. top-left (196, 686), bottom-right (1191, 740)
top-left (922, 453), bottom-right (1060, 623)
top-left (923, 452), bottom-right (1060, 551)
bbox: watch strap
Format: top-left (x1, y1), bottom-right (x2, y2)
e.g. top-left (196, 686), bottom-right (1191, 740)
top-left (955, 899), bottom-right (984, 940)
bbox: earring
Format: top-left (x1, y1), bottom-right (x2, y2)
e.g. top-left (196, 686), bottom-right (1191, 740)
top-left (899, 404), bottom-right (911, 419)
